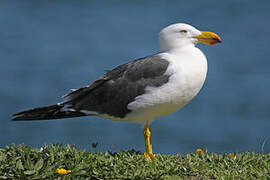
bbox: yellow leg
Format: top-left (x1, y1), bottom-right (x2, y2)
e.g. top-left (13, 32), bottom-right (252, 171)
top-left (143, 124), bottom-right (155, 161)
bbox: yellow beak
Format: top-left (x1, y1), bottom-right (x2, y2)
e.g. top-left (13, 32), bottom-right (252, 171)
top-left (194, 31), bottom-right (222, 45)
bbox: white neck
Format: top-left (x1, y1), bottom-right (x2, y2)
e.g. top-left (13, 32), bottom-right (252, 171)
top-left (159, 37), bottom-right (196, 52)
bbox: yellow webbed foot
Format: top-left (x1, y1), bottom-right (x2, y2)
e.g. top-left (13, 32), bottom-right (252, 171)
top-left (144, 152), bottom-right (155, 161)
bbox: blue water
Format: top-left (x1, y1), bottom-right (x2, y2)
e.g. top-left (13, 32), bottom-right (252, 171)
top-left (1, 0), bottom-right (270, 154)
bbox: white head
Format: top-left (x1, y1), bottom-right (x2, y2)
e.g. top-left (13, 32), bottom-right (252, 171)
top-left (159, 23), bottom-right (221, 51)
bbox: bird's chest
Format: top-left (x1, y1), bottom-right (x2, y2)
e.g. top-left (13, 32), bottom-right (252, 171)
top-left (126, 50), bottom-right (207, 121)
top-left (168, 62), bottom-right (206, 104)
top-left (157, 52), bottom-right (207, 106)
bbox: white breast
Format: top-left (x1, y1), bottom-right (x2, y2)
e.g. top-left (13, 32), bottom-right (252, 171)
top-left (122, 46), bottom-right (208, 124)
top-left (164, 47), bottom-right (208, 105)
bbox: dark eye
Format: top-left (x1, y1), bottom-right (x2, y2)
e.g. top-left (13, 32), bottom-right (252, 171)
top-left (180, 30), bottom-right (188, 34)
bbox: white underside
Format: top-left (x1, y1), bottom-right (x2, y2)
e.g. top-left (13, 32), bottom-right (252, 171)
top-left (99, 46), bottom-right (208, 125)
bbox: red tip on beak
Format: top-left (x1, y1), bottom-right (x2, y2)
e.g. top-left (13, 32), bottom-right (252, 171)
top-left (213, 35), bottom-right (222, 43)
top-left (210, 35), bottom-right (222, 45)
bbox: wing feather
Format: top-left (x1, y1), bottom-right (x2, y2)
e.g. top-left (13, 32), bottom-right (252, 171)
top-left (64, 54), bottom-right (170, 118)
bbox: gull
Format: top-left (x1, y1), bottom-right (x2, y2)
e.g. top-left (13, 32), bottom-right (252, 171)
top-left (12, 23), bottom-right (221, 161)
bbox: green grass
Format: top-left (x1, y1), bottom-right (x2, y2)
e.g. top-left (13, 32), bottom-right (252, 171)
top-left (0, 144), bottom-right (269, 180)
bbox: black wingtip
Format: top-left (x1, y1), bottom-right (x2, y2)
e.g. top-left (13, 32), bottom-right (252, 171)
top-left (11, 104), bottom-right (63, 121)
top-left (11, 104), bottom-right (89, 121)
top-left (11, 112), bottom-right (25, 121)
top-left (11, 116), bottom-right (23, 121)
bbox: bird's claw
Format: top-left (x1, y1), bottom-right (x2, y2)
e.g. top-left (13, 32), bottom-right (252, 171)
top-left (144, 152), bottom-right (155, 161)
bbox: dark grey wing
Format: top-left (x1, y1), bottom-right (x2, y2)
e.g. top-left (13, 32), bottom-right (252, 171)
top-left (64, 54), bottom-right (170, 118)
